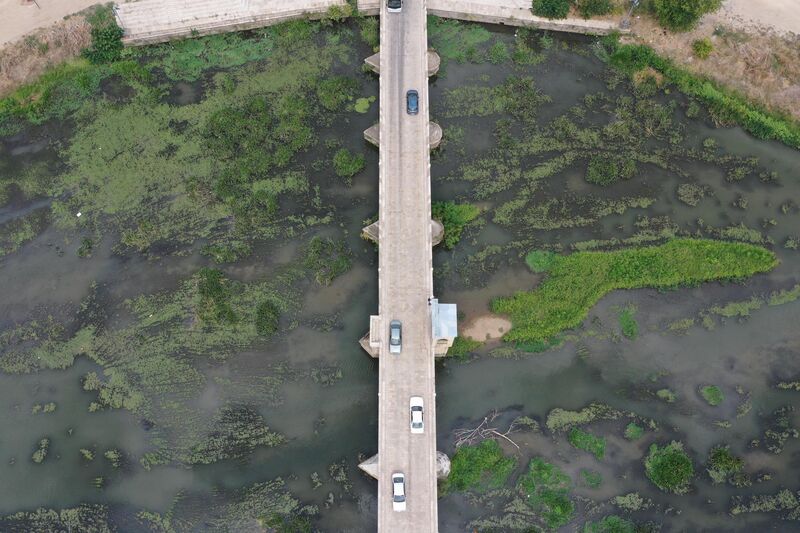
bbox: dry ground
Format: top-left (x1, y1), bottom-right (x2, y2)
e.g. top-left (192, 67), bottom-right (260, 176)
top-left (628, 3), bottom-right (800, 122)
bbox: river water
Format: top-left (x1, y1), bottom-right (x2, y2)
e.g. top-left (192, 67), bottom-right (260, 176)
top-left (0, 20), bottom-right (799, 532)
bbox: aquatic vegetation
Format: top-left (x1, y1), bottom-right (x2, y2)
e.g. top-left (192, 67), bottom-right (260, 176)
top-left (580, 469), bottom-right (603, 488)
top-left (700, 385), bottom-right (724, 406)
top-left (730, 489), bottom-right (800, 520)
top-left (676, 183), bottom-right (707, 206)
top-left (706, 445), bottom-right (743, 484)
top-left (582, 515), bottom-right (637, 533)
top-left (353, 96), bottom-right (375, 113)
top-left (427, 17), bottom-right (492, 65)
top-left (303, 236), bottom-right (353, 285)
top-left (440, 439), bottom-right (517, 494)
top-left (357, 17), bottom-right (379, 49)
top-left (768, 284), bottom-right (800, 306)
top-left (517, 458), bottom-right (575, 529)
top-left (618, 305), bottom-right (638, 340)
top-left (332, 148), bottom-right (365, 182)
top-left (624, 422), bottom-right (644, 440)
top-left (585, 155), bottom-right (635, 186)
top-left (0, 504), bottom-right (112, 532)
top-left (186, 405), bottom-right (285, 464)
top-left (31, 438), bottom-right (49, 463)
top-left (644, 441), bottom-right (694, 494)
top-left (104, 449), bottom-right (121, 468)
top-left (493, 239), bottom-right (777, 343)
top-left (431, 201), bottom-right (481, 249)
top-left (316, 76), bottom-right (358, 111)
top-left (569, 428), bottom-right (605, 459)
top-left (656, 388), bottom-right (676, 403)
top-left (612, 492), bottom-right (652, 512)
top-left (762, 406), bottom-right (799, 454)
top-left (710, 296), bottom-right (762, 318)
top-left (80, 448), bottom-right (94, 461)
top-left (547, 402), bottom-right (627, 432)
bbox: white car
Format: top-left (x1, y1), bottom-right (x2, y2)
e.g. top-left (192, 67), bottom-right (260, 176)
top-left (392, 473), bottom-right (406, 511)
top-left (410, 396), bottom-right (424, 434)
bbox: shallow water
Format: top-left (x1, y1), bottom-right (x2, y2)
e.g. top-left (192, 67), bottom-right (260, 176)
top-left (0, 20), bottom-right (800, 532)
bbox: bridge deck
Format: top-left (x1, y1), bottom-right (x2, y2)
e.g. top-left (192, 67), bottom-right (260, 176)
top-left (376, 0), bottom-right (438, 530)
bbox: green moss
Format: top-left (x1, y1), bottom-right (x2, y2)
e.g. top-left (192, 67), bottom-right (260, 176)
top-left (568, 428), bottom-right (606, 459)
top-left (517, 458), bottom-right (575, 529)
top-left (493, 239), bottom-right (777, 343)
top-left (644, 441), bottom-right (694, 494)
top-left (440, 439), bottom-right (517, 494)
top-left (700, 385), bottom-right (724, 406)
top-left (624, 423), bottom-right (644, 440)
top-left (618, 305), bottom-right (639, 339)
top-left (432, 201), bottom-right (481, 249)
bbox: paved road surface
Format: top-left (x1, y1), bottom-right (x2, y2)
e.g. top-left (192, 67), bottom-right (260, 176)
top-left (376, 0), bottom-right (438, 531)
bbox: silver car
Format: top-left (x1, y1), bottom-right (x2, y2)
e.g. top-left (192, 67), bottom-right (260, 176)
top-left (389, 320), bottom-right (402, 354)
top-left (410, 396), bottom-right (424, 434)
top-left (392, 473), bottom-right (406, 511)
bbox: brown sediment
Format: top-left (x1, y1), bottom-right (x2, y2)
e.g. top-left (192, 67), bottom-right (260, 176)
top-left (461, 314), bottom-right (511, 341)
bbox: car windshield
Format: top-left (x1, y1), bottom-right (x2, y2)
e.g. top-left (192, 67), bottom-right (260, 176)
top-left (391, 328), bottom-right (399, 342)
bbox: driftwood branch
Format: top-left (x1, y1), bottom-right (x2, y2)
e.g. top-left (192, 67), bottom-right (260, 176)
top-left (453, 410), bottom-right (521, 449)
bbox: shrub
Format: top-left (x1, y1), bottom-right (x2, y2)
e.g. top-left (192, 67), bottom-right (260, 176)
top-left (692, 38), bottom-right (713, 59)
top-left (652, 0), bottom-right (722, 31)
top-left (441, 439), bottom-right (517, 494)
top-left (700, 385), bottom-right (724, 406)
top-left (531, 0), bottom-right (571, 19)
top-left (576, 0), bottom-right (613, 18)
top-left (83, 6), bottom-right (124, 64)
top-left (644, 441), bottom-right (694, 494)
top-left (448, 336), bottom-right (483, 359)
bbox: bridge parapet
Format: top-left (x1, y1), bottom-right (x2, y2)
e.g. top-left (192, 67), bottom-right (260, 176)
top-left (359, 315), bottom-right (382, 358)
top-left (364, 122), bottom-right (442, 151)
top-left (364, 50), bottom-right (440, 77)
top-left (362, 220), bottom-right (444, 247)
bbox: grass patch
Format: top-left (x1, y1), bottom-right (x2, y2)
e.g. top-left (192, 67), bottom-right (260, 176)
top-left (448, 336), bottom-right (483, 359)
top-left (583, 515), bottom-right (637, 533)
top-left (606, 38), bottom-right (800, 149)
top-left (440, 439), bottom-right (517, 494)
top-left (525, 250), bottom-right (556, 273)
top-left (517, 458), bottom-right (575, 529)
top-left (644, 441), bottom-right (694, 494)
top-left (618, 305), bottom-right (639, 339)
top-left (700, 385), bottom-right (724, 406)
top-left (493, 239), bottom-right (777, 343)
top-left (303, 236), bottom-right (352, 286)
top-left (432, 201), bottom-right (481, 249)
top-left (706, 445), bottom-right (743, 484)
top-left (569, 428), bottom-right (606, 459)
top-left (332, 148), bottom-right (365, 182)
top-left (427, 16), bottom-right (492, 64)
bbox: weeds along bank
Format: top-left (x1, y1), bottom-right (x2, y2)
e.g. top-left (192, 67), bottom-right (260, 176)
top-left (1, 12), bottom-right (800, 532)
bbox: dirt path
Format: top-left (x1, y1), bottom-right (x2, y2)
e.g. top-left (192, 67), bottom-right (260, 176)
top-left (0, 0), bottom-right (99, 48)
top-left (716, 0), bottom-right (800, 37)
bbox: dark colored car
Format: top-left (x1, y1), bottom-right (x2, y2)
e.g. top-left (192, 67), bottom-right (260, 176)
top-left (387, 0), bottom-right (402, 12)
top-left (406, 90), bottom-right (419, 115)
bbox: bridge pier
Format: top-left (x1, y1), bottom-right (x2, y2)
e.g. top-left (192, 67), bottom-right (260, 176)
top-left (359, 451), bottom-right (451, 480)
top-left (364, 122), bottom-right (442, 151)
top-left (362, 220), bottom-right (444, 247)
top-left (359, 315), bottom-right (382, 358)
top-left (364, 50), bottom-right (441, 77)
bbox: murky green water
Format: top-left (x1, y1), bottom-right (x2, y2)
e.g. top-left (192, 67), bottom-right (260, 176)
top-left (1, 19), bottom-right (799, 532)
